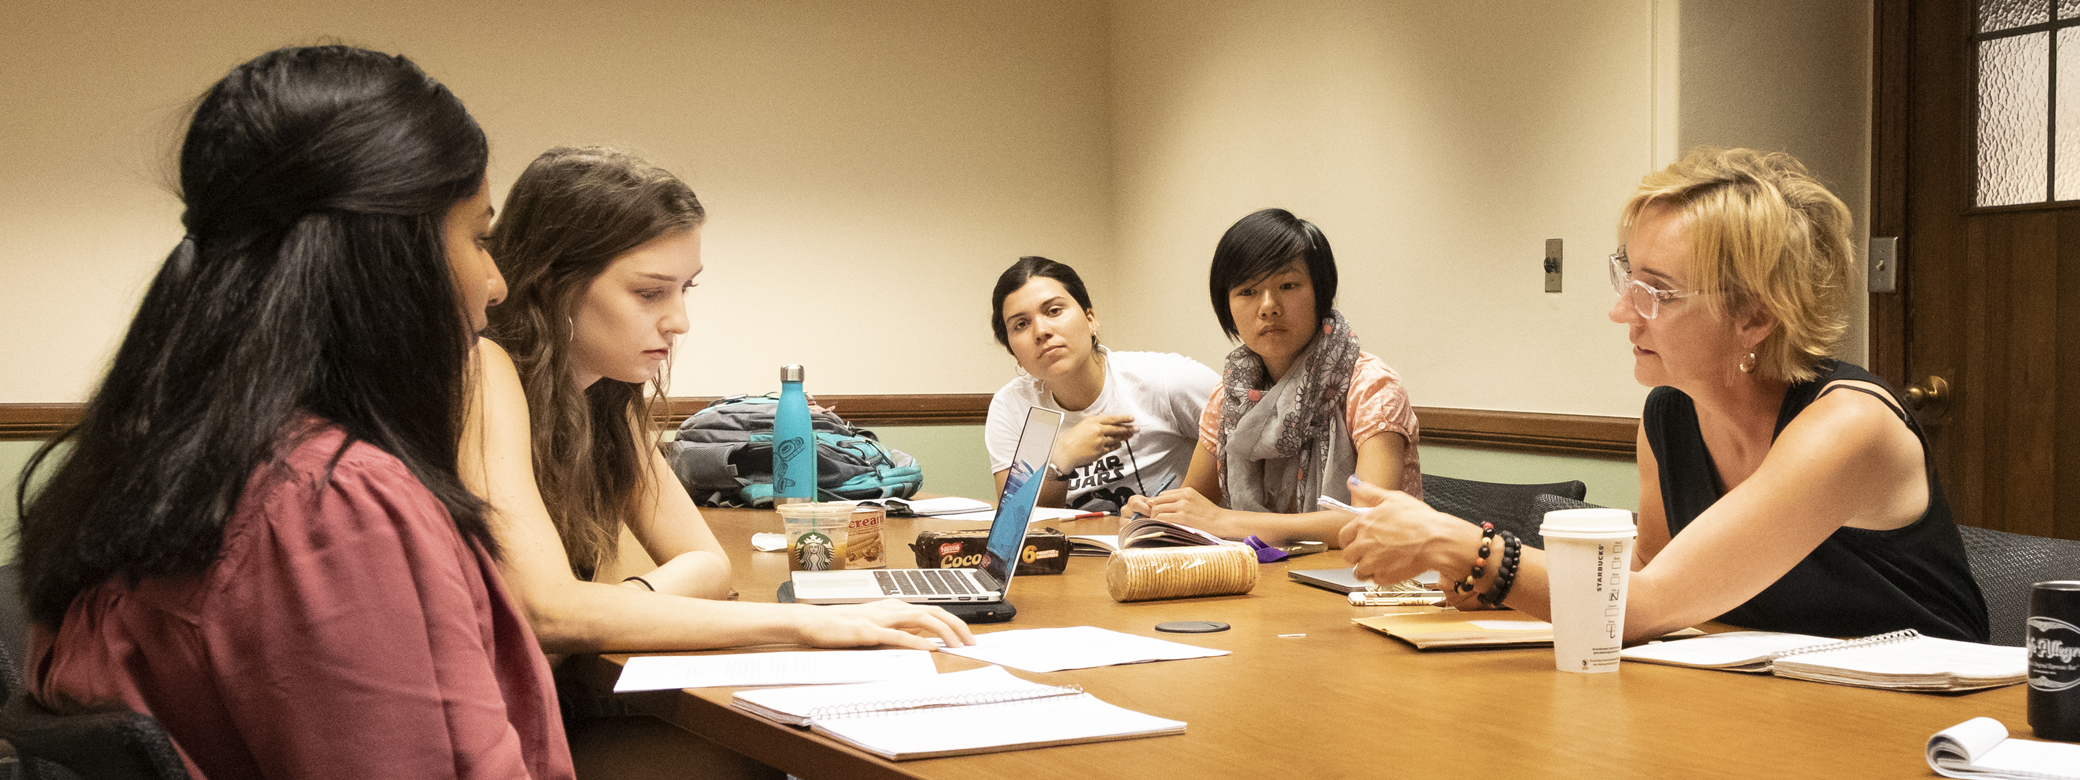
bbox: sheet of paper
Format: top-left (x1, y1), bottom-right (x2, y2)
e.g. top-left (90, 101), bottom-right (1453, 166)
top-left (940, 626), bottom-right (1229, 673)
top-left (751, 532), bottom-right (787, 552)
top-left (835, 496), bottom-right (994, 515)
top-left (614, 649), bottom-right (938, 692)
top-left (734, 665), bottom-right (1052, 725)
top-left (1619, 631), bottom-right (1827, 667)
top-left (935, 506), bottom-right (1093, 524)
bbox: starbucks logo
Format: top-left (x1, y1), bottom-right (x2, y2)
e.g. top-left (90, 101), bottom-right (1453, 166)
top-left (795, 531), bottom-right (834, 571)
top-left (2028, 616), bottom-right (2080, 692)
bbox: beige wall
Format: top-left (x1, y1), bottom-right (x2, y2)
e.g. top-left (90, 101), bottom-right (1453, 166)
top-left (1678, 0), bottom-right (1873, 362)
top-left (1107, 0), bottom-right (1677, 418)
top-left (0, 0), bottom-right (1113, 402)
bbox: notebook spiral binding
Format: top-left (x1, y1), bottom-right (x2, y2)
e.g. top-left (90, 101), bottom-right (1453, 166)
top-left (805, 684), bottom-right (1087, 721)
top-left (1768, 628), bottom-right (1921, 661)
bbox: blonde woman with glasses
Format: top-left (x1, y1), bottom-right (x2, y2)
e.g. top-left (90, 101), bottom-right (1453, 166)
top-left (1337, 147), bottom-right (1989, 643)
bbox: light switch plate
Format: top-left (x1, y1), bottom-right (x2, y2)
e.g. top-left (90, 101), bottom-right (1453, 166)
top-left (1544, 239), bottom-right (1563, 293)
top-left (1869, 237), bottom-right (1898, 293)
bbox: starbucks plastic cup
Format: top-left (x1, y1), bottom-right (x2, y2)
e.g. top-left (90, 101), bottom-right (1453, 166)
top-left (1540, 508), bottom-right (1637, 674)
top-left (779, 503), bottom-right (851, 571)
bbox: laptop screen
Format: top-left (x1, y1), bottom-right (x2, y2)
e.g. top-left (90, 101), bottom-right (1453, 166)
top-left (980, 407), bottom-right (1063, 586)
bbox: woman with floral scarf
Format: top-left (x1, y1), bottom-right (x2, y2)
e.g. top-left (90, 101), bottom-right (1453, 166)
top-left (1125, 209), bottom-right (1421, 545)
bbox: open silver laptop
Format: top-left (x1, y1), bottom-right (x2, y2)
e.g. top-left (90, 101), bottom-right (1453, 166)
top-left (791, 406), bottom-right (1063, 604)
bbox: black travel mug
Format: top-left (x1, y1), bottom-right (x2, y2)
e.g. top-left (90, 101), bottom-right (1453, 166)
top-left (2029, 581), bottom-right (2080, 741)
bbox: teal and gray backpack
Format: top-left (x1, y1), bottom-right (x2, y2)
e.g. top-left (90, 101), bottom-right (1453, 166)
top-left (665, 395), bottom-right (924, 507)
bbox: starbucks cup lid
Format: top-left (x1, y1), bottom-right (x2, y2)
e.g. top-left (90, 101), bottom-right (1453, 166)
top-left (1540, 508), bottom-right (1636, 537)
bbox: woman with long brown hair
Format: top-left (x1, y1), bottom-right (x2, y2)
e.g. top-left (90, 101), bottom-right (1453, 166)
top-left (23, 45), bottom-right (573, 779)
top-left (462, 146), bottom-right (972, 653)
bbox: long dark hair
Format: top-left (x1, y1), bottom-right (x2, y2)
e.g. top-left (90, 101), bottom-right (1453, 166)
top-left (17, 45), bottom-right (494, 628)
top-left (485, 146), bottom-right (704, 578)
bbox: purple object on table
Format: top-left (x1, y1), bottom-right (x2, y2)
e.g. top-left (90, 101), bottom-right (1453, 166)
top-left (1243, 535), bottom-right (1287, 563)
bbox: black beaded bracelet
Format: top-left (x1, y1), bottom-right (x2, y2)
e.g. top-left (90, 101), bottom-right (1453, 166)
top-left (624, 576), bottom-right (656, 592)
top-left (1479, 531), bottom-right (1523, 607)
top-left (1454, 522), bottom-right (1497, 595)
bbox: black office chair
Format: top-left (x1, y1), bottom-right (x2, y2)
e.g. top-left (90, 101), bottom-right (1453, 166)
top-left (1959, 525), bottom-right (2080, 647)
top-left (0, 564), bottom-right (186, 780)
top-left (1420, 473), bottom-right (1589, 551)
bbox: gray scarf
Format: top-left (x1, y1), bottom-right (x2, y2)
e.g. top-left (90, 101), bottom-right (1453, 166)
top-left (1216, 310), bottom-right (1363, 514)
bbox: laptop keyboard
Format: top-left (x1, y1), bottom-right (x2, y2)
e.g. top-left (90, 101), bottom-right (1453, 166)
top-left (876, 569), bottom-right (980, 597)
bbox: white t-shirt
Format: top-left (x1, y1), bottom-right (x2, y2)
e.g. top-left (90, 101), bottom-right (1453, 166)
top-left (986, 348), bottom-right (1221, 512)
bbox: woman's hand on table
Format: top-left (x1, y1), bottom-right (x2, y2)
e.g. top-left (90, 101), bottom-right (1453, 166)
top-left (1338, 479), bottom-right (1482, 586)
top-left (1145, 487), bottom-right (1242, 537)
top-left (795, 600), bottom-right (977, 650)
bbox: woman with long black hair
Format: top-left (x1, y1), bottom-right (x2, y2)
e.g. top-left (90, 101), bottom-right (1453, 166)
top-left (19, 46), bottom-right (573, 779)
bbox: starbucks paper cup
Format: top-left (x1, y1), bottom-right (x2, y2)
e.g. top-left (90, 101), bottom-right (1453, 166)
top-left (1540, 508), bottom-right (1637, 674)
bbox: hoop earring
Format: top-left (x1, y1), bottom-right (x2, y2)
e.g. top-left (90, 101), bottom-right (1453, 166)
top-left (1738, 351), bottom-right (1757, 374)
top-left (567, 316), bottom-right (576, 342)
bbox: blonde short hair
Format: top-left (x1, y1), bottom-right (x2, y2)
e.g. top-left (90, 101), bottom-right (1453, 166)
top-left (1620, 147), bottom-right (1855, 383)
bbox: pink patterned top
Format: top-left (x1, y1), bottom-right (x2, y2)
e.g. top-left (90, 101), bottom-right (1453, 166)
top-left (1197, 351), bottom-right (1423, 498)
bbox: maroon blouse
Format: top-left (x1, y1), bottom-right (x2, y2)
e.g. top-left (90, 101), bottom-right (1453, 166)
top-left (29, 424), bottom-right (575, 780)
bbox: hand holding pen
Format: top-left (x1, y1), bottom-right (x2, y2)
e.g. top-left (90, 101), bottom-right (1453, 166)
top-left (1122, 473), bottom-right (1180, 520)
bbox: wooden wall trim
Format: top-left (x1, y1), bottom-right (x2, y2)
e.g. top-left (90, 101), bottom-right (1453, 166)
top-left (1414, 407), bottom-right (1638, 460)
top-left (0, 399), bottom-right (1640, 459)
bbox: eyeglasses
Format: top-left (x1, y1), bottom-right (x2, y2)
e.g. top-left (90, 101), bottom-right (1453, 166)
top-left (1608, 247), bottom-right (1703, 320)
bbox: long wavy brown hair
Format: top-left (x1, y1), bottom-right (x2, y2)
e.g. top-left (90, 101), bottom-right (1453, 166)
top-left (485, 146), bottom-right (705, 579)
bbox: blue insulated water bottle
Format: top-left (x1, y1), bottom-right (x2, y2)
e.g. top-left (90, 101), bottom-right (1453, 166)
top-left (774, 365), bottom-right (817, 504)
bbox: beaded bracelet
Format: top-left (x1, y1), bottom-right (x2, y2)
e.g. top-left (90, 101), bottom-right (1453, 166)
top-left (1453, 522), bottom-right (1497, 595)
top-left (1479, 531), bottom-right (1523, 607)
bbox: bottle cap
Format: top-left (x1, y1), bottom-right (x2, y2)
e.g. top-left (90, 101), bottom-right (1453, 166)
top-left (781, 364), bottom-right (805, 382)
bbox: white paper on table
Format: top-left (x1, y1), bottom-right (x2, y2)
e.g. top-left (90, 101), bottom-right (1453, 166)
top-left (935, 506), bottom-right (1093, 524)
top-left (834, 496), bottom-right (993, 516)
top-left (751, 532), bottom-right (787, 552)
top-left (614, 649), bottom-right (938, 692)
top-left (940, 626), bottom-right (1229, 673)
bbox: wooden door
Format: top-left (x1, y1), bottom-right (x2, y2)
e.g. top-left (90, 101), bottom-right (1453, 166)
top-left (1872, 0), bottom-right (2080, 540)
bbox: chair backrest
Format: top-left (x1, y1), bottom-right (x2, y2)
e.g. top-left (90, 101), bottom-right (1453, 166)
top-left (0, 564), bottom-right (30, 703)
top-left (1419, 474), bottom-right (1589, 550)
top-left (1958, 525), bottom-right (2080, 647)
top-left (0, 694), bottom-right (188, 780)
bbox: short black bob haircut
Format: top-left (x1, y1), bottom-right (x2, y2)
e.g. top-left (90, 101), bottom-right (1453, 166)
top-left (1208, 208), bottom-right (1339, 340)
top-left (990, 256), bottom-right (1094, 352)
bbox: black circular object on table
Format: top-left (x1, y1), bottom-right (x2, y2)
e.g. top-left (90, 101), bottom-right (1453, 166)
top-left (1154, 621), bottom-right (1230, 634)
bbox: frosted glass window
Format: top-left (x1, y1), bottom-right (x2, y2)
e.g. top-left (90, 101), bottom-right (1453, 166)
top-left (1984, 0), bottom-right (2050, 31)
top-left (2060, 28), bottom-right (2080, 199)
top-left (1979, 34), bottom-right (2050, 206)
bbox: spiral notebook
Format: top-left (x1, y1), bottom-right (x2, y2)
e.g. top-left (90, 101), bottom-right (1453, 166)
top-left (731, 666), bottom-right (1186, 760)
top-left (1620, 629), bottom-right (2027, 691)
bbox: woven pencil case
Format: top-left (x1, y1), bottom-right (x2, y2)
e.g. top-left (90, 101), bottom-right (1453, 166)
top-left (1104, 544), bottom-right (1259, 602)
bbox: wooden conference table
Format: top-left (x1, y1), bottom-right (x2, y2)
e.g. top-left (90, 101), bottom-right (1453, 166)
top-left (570, 508), bottom-right (2027, 779)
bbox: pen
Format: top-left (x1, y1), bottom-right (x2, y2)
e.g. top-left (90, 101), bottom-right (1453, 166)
top-left (1068, 511), bottom-right (1105, 520)
top-left (1348, 593), bottom-right (1447, 607)
top-left (1317, 495), bottom-right (1361, 513)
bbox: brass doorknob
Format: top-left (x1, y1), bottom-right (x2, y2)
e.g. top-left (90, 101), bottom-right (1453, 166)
top-left (1904, 375), bottom-right (1950, 413)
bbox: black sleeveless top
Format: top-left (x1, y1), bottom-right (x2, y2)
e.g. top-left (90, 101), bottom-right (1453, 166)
top-left (1643, 360), bottom-right (1989, 642)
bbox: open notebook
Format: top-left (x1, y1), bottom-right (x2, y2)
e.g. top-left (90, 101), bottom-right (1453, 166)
top-left (731, 666), bottom-right (1186, 760)
top-left (1621, 629), bottom-right (2026, 692)
top-left (1926, 717), bottom-right (2080, 780)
